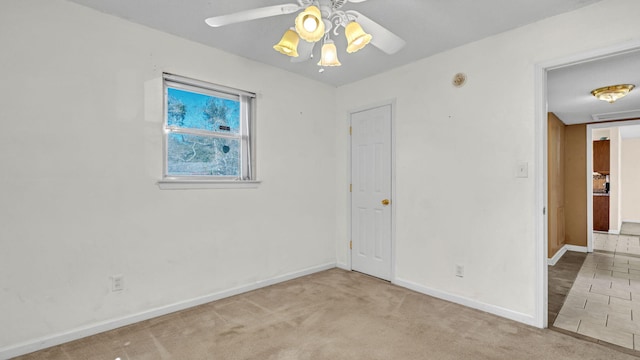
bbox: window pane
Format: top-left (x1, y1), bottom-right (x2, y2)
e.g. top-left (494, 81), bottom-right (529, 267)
top-left (167, 88), bottom-right (240, 134)
top-left (167, 133), bottom-right (240, 176)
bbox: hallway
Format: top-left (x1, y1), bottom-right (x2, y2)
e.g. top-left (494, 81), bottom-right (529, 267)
top-left (552, 232), bottom-right (640, 352)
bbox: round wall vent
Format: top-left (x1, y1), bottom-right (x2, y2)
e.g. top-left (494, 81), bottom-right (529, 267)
top-left (452, 73), bottom-right (467, 87)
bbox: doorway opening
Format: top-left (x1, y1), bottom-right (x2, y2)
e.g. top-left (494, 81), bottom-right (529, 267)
top-left (539, 41), bottom-right (640, 350)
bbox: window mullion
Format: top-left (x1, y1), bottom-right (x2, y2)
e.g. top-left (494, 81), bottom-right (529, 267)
top-left (166, 126), bottom-right (241, 141)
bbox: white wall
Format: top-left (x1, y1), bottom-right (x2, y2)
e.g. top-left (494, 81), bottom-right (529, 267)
top-left (621, 138), bottom-right (640, 222)
top-left (592, 129), bottom-right (610, 141)
top-left (335, 0), bottom-right (640, 323)
top-left (0, 0), bottom-right (337, 353)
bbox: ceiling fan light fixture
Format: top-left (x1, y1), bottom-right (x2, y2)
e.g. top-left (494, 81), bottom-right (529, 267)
top-left (273, 29), bottom-right (300, 57)
top-left (318, 39), bottom-right (341, 67)
top-left (303, 17), bottom-right (318, 32)
top-left (591, 84), bottom-right (635, 104)
top-left (295, 6), bottom-right (325, 42)
top-left (345, 21), bottom-right (372, 53)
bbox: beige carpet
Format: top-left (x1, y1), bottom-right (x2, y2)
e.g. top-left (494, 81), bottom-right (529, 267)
top-left (15, 269), bottom-right (637, 360)
top-left (621, 222), bottom-right (640, 236)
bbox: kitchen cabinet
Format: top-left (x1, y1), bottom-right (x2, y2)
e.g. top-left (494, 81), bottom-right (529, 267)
top-left (593, 195), bottom-right (609, 232)
top-left (593, 140), bottom-right (610, 174)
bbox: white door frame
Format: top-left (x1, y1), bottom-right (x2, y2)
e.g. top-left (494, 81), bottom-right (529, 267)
top-left (587, 119), bottom-right (640, 242)
top-left (347, 99), bottom-right (397, 282)
top-left (535, 40), bottom-right (640, 328)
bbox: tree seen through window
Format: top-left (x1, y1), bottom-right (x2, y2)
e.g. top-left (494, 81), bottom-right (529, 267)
top-left (166, 87), bottom-right (241, 176)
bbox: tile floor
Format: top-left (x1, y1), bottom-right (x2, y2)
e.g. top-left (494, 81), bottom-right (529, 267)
top-left (554, 232), bottom-right (640, 350)
top-left (593, 232), bottom-right (640, 255)
top-left (621, 222), bottom-right (640, 237)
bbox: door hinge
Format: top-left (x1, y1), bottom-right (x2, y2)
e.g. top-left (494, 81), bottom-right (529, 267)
top-left (350, 240), bottom-right (352, 250)
top-left (543, 207), bottom-right (546, 215)
top-left (349, 126), bottom-right (352, 135)
top-left (350, 183), bottom-right (352, 192)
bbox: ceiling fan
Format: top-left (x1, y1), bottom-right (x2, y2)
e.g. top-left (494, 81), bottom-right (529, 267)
top-left (204, 0), bottom-right (406, 67)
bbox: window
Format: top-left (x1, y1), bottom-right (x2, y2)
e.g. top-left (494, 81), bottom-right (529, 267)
top-left (160, 73), bottom-right (256, 188)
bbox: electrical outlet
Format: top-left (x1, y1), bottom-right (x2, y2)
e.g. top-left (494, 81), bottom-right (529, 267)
top-left (111, 275), bottom-right (124, 292)
top-left (455, 264), bottom-right (464, 278)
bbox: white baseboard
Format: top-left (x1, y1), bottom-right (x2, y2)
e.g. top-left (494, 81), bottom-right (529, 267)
top-left (336, 262), bottom-right (350, 271)
top-left (392, 277), bottom-right (536, 327)
top-left (547, 245), bottom-right (589, 266)
top-left (565, 245), bottom-right (588, 253)
top-left (609, 229), bottom-right (621, 235)
top-left (547, 246), bottom-right (568, 266)
top-left (0, 262), bottom-right (336, 359)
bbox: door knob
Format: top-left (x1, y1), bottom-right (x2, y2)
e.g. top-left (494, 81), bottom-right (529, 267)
top-left (381, 199), bottom-right (390, 206)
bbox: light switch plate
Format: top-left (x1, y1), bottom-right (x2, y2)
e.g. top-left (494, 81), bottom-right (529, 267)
top-left (517, 162), bottom-right (528, 178)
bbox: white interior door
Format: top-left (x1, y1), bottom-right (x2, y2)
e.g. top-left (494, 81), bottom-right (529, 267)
top-left (351, 104), bottom-right (392, 281)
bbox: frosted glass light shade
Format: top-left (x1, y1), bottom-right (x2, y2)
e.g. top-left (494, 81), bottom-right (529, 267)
top-left (345, 21), bottom-right (372, 53)
top-left (295, 6), bottom-right (325, 42)
top-left (591, 84), bottom-right (635, 103)
top-left (317, 39), bottom-right (341, 67)
top-left (273, 29), bottom-right (300, 57)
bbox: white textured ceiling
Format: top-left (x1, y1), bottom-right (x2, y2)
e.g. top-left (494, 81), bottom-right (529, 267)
top-left (548, 50), bottom-right (640, 125)
top-left (67, 0), bottom-right (603, 87)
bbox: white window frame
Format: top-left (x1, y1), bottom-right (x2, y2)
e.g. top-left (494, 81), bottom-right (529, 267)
top-left (157, 73), bottom-right (259, 189)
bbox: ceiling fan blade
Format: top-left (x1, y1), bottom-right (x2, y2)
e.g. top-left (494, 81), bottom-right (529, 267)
top-left (346, 10), bottom-right (406, 55)
top-left (205, 4), bottom-right (301, 27)
top-left (291, 40), bottom-right (315, 63)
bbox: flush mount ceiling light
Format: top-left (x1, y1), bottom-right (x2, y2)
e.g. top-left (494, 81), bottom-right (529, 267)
top-left (591, 84), bottom-right (635, 104)
top-left (205, 0), bottom-right (406, 70)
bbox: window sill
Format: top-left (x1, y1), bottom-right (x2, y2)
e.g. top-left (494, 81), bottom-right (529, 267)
top-left (157, 180), bottom-right (261, 190)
